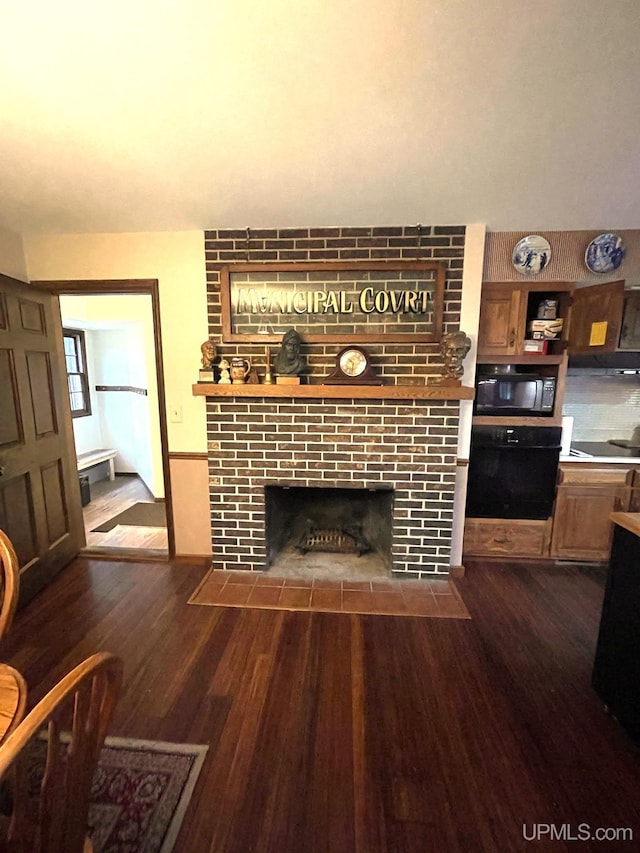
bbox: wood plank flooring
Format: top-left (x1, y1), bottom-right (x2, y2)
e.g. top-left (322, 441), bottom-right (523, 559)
top-left (2, 556), bottom-right (639, 852)
top-left (82, 475), bottom-right (168, 552)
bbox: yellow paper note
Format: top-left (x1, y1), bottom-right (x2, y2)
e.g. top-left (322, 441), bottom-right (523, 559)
top-left (589, 321), bottom-right (608, 347)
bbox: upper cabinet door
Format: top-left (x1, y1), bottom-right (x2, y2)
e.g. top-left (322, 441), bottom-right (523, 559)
top-left (619, 291), bottom-right (640, 350)
top-left (568, 280), bottom-right (625, 354)
top-left (477, 284), bottom-right (523, 356)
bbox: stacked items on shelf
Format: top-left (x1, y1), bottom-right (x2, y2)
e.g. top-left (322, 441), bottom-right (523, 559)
top-left (524, 298), bottom-right (564, 354)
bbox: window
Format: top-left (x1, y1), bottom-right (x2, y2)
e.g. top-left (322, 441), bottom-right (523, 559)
top-left (63, 328), bottom-right (91, 418)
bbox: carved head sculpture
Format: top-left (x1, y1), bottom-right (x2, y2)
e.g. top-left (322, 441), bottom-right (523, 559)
top-left (440, 330), bottom-right (472, 380)
top-left (274, 328), bottom-right (306, 376)
top-left (200, 339), bottom-right (217, 369)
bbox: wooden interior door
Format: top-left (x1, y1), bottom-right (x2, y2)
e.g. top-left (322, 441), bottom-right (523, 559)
top-left (0, 274), bottom-right (84, 605)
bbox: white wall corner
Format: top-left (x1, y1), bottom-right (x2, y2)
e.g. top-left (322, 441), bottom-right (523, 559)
top-left (451, 223), bottom-right (486, 569)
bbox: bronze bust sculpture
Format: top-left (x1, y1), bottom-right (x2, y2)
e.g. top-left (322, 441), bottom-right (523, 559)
top-left (200, 339), bottom-right (217, 370)
top-left (274, 328), bottom-right (306, 376)
top-left (438, 330), bottom-right (471, 382)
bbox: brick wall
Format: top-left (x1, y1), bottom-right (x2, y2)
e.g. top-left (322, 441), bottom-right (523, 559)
top-left (204, 224), bottom-right (466, 578)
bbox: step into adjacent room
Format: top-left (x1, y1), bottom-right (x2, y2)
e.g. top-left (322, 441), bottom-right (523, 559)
top-left (82, 475), bottom-right (168, 553)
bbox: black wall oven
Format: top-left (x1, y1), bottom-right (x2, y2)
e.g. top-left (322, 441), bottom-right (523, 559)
top-left (465, 426), bottom-right (562, 520)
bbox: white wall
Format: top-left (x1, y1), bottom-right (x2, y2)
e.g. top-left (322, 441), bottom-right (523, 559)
top-left (24, 232), bottom-right (209, 453)
top-left (60, 293), bottom-right (164, 497)
top-left (94, 329), bottom-right (139, 470)
top-left (0, 226), bottom-right (28, 281)
top-left (451, 223), bottom-right (486, 570)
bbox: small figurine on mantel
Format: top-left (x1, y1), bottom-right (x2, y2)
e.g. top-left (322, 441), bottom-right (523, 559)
top-left (264, 348), bottom-right (274, 384)
top-left (199, 339), bottom-right (217, 382)
top-left (433, 330), bottom-right (472, 385)
top-left (218, 358), bottom-right (231, 384)
top-left (274, 328), bottom-right (306, 384)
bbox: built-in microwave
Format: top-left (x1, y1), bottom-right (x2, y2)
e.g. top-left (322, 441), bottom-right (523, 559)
top-left (475, 373), bottom-right (556, 416)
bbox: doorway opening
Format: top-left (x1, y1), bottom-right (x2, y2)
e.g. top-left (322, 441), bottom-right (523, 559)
top-left (34, 279), bottom-right (174, 559)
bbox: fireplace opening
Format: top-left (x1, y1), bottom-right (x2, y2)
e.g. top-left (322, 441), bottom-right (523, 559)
top-left (265, 485), bottom-right (394, 579)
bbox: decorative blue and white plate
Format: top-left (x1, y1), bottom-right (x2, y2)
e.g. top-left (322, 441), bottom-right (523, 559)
top-left (585, 232), bottom-right (625, 274)
top-left (512, 235), bottom-right (551, 275)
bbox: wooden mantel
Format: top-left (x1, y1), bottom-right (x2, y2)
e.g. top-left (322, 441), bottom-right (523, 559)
top-left (192, 383), bottom-right (474, 401)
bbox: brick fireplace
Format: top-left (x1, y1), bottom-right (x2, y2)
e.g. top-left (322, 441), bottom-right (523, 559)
top-left (203, 225), bottom-right (466, 579)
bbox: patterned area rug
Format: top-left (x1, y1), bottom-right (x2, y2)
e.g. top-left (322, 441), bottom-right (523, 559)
top-left (30, 735), bottom-right (208, 852)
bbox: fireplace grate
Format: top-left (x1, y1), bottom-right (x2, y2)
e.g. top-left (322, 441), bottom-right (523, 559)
top-left (297, 524), bottom-right (371, 556)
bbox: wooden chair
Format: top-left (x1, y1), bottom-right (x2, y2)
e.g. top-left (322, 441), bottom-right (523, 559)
top-left (0, 651), bottom-right (123, 853)
top-left (0, 532), bottom-right (20, 642)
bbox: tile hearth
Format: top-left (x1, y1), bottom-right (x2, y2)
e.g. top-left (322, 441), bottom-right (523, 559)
top-left (188, 570), bottom-right (470, 619)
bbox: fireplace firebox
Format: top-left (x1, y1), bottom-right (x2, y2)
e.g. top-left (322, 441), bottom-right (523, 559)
top-left (265, 485), bottom-right (394, 577)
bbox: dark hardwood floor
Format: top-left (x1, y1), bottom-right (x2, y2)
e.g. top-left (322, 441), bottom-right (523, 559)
top-left (2, 556), bottom-right (639, 852)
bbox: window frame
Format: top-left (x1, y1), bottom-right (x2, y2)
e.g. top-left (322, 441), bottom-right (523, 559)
top-left (62, 327), bottom-right (92, 418)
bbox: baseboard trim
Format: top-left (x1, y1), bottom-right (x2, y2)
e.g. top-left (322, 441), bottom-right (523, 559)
top-left (79, 546), bottom-right (168, 562)
top-left (173, 554), bottom-right (212, 567)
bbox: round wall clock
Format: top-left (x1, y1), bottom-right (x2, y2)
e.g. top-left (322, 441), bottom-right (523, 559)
top-left (323, 346), bottom-right (382, 385)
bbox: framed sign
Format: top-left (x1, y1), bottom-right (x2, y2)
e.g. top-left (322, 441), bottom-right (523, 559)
top-left (220, 260), bottom-right (445, 343)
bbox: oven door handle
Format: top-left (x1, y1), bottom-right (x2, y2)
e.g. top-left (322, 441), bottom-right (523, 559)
top-left (474, 444), bottom-right (562, 450)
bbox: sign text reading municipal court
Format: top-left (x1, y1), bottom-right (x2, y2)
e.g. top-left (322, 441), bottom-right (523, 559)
top-left (233, 287), bottom-right (432, 315)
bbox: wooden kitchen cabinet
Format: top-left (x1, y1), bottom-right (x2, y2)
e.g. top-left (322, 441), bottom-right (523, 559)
top-left (569, 280), bottom-right (625, 354)
top-left (550, 465), bottom-right (633, 561)
top-left (627, 468), bottom-right (640, 512)
top-left (475, 282), bottom-right (572, 426)
top-left (464, 517), bottom-right (551, 558)
top-left (569, 280), bottom-right (640, 354)
top-left (477, 281), bottom-right (573, 360)
top-left (477, 284), bottom-right (523, 356)
top-left (619, 290), bottom-right (640, 350)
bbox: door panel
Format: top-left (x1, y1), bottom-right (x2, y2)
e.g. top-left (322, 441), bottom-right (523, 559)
top-left (0, 349), bottom-right (22, 446)
top-left (26, 350), bottom-right (57, 437)
top-left (0, 474), bottom-right (38, 566)
top-left (0, 273), bottom-right (84, 605)
top-left (18, 297), bottom-right (46, 334)
top-left (41, 460), bottom-right (68, 544)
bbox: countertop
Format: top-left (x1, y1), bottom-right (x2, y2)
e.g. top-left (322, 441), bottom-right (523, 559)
top-left (559, 441), bottom-right (640, 465)
top-left (610, 512), bottom-right (640, 537)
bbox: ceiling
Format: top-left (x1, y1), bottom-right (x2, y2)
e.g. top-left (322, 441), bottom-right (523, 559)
top-left (1, 1), bottom-right (639, 236)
